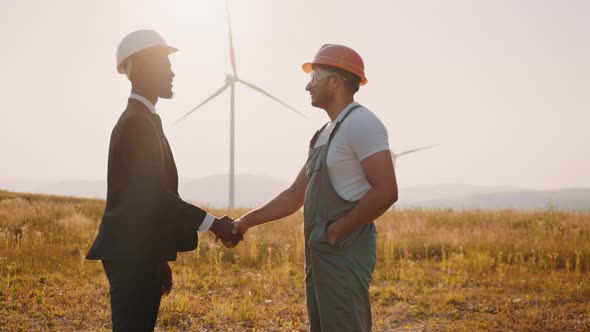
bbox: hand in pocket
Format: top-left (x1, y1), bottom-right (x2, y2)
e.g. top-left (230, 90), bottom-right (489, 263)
top-left (325, 222), bottom-right (339, 245)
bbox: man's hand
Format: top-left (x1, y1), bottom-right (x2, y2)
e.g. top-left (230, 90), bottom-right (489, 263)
top-left (210, 215), bottom-right (243, 247)
top-left (232, 216), bottom-right (252, 237)
top-left (326, 222), bottom-right (342, 245)
top-left (160, 261), bottom-right (173, 296)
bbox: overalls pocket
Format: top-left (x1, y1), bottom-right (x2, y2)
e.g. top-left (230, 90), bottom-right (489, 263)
top-left (309, 219), bottom-right (344, 255)
top-left (305, 152), bottom-right (322, 178)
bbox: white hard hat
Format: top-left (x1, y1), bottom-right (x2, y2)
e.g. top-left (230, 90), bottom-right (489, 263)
top-left (116, 29), bottom-right (178, 74)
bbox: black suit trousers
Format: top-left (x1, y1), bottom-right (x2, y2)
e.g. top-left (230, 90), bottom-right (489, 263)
top-left (102, 260), bottom-right (163, 332)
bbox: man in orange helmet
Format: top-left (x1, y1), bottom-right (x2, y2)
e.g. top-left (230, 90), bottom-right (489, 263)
top-left (233, 44), bottom-right (398, 331)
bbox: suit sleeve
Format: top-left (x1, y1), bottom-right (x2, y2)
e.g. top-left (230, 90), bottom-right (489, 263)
top-left (118, 114), bottom-right (206, 250)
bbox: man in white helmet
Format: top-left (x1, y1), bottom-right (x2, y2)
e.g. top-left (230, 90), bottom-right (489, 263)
top-left (232, 44), bottom-right (398, 331)
top-left (86, 29), bottom-right (242, 331)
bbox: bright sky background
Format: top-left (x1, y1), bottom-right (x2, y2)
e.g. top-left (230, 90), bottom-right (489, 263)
top-left (1, 0), bottom-right (589, 190)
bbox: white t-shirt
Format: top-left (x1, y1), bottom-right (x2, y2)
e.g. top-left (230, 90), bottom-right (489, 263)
top-left (313, 102), bottom-right (390, 201)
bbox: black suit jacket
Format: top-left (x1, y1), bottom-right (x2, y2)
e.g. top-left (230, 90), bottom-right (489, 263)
top-left (86, 99), bottom-right (206, 261)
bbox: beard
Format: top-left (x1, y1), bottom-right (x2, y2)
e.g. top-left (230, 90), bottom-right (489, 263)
top-left (159, 85), bottom-right (174, 99)
top-left (161, 91), bottom-right (174, 99)
top-left (310, 93), bottom-right (328, 109)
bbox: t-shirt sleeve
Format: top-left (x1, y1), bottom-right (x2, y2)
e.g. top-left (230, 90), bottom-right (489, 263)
top-left (345, 110), bottom-right (390, 161)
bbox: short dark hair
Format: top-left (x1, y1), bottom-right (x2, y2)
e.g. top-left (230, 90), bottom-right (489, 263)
top-left (314, 64), bottom-right (361, 93)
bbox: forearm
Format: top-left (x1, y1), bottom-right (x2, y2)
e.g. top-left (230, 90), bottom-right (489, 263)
top-left (130, 178), bottom-right (208, 229)
top-left (330, 186), bottom-right (397, 239)
top-left (242, 187), bottom-right (303, 228)
top-left (237, 164), bottom-right (307, 233)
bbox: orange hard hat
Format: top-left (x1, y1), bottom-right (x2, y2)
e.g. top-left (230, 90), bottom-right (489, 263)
top-left (302, 44), bottom-right (367, 86)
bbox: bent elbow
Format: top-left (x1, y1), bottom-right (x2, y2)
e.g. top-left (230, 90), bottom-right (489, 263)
top-left (391, 192), bottom-right (399, 204)
top-left (389, 193), bottom-right (398, 207)
top-left (287, 185), bottom-right (305, 211)
top-left (388, 187), bottom-right (399, 206)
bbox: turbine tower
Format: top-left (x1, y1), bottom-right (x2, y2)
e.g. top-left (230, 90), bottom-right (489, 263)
top-left (391, 144), bottom-right (439, 166)
top-left (174, 6), bottom-right (304, 209)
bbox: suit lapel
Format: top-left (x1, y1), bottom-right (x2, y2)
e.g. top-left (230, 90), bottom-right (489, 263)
top-left (151, 115), bottom-right (179, 192)
top-left (127, 99), bottom-right (179, 193)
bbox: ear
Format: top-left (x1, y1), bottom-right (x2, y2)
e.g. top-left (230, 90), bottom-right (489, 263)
top-left (328, 74), bottom-right (343, 90)
top-left (124, 58), bottom-right (134, 80)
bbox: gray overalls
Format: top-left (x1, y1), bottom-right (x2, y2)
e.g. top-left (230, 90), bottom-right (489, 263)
top-left (304, 105), bottom-right (377, 332)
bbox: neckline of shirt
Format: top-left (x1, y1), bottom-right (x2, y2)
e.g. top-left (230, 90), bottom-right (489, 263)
top-left (129, 93), bottom-right (157, 114)
top-left (318, 102), bottom-right (362, 143)
top-left (330, 101), bottom-right (360, 125)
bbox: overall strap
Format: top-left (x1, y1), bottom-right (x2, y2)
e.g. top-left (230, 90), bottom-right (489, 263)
top-left (309, 122), bottom-right (329, 149)
top-left (308, 104), bottom-right (364, 148)
top-left (329, 104), bottom-right (363, 142)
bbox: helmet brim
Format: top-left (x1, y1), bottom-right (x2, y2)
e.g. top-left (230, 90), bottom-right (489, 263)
top-left (301, 61), bottom-right (367, 86)
top-left (302, 62), bottom-right (313, 73)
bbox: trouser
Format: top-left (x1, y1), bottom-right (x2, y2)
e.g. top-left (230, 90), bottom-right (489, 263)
top-left (102, 260), bottom-right (162, 332)
top-left (305, 221), bottom-right (377, 332)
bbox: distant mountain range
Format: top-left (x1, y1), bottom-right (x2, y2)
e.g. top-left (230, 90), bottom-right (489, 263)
top-left (1, 176), bottom-right (588, 211)
top-left (399, 184), bottom-right (590, 211)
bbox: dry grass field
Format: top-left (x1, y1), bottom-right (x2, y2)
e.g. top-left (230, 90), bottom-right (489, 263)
top-left (1, 190), bottom-right (589, 331)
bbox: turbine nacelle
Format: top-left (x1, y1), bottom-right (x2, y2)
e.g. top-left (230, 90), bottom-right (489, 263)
top-left (225, 74), bottom-right (238, 84)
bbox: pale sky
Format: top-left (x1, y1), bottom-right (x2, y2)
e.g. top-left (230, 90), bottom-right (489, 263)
top-left (1, 0), bottom-right (589, 190)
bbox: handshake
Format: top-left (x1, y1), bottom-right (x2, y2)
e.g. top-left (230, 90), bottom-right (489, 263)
top-left (209, 216), bottom-right (244, 247)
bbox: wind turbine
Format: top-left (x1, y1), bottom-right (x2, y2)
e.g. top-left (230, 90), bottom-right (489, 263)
top-left (391, 144), bottom-right (439, 167)
top-left (174, 6), bottom-right (304, 209)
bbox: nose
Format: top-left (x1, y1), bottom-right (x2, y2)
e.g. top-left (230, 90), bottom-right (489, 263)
top-left (305, 82), bottom-right (311, 91)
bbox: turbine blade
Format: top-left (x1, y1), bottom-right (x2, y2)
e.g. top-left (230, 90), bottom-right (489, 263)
top-left (226, 5), bottom-right (237, 76)
top-left (239, 79), bottom-right (306, 118)
top-left (173, 83), bottom-right (231, 125)
top-left (395, 144), bottom-right (439, 158)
